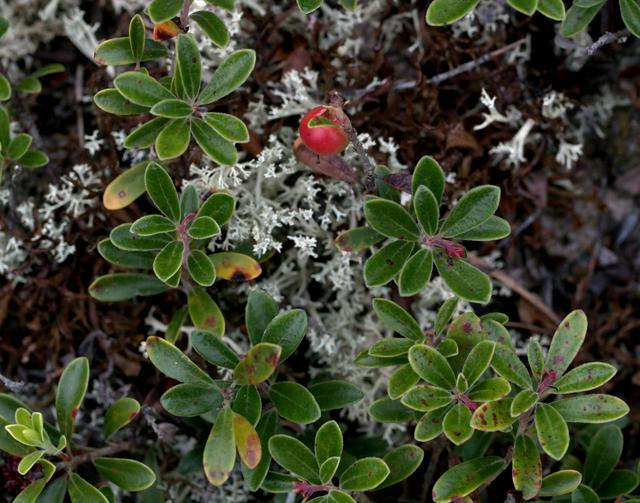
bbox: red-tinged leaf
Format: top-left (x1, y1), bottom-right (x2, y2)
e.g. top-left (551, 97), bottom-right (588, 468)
top-left (232, 412), bottom-right (261, 469)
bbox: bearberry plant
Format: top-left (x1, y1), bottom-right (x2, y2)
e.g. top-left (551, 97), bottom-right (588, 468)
top-left (0, 358), bottom-right (155, 502)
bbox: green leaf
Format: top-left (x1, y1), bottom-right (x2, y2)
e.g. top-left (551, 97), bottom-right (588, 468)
top-left (369, 338), bottom-right (415, 357)
top-left (232, 412), bottom-right (261, 469)
top-left (297, 0), bottom-right (323, 14)
top-left (269, 434), bottom-right (320, 483)
top-left (68, 474), bottom-right (108, 503)
top-left (433, 249), bottom-right (492, 303)
top-left (454, 216), bottom-right (511, 241)
top-left (269, 382), bottom-right (321, 424)
top-left (572, 484), bottom-right (600, 503)
top-left (621, 0), bottom-right (640, 37)
top-left (432, 456), bottom-right (504, 502)
top-left (37, 476), bottom-right (67, 503)
top-left (190, 10), bottom-right (229, 48)
top-left (18, 451), bottom-right (44, 475)
top-left (94, 89), bottom-right (150, 116)
top-left (199, 49), bottom-right (256, 105)
top-left (0, 104), bottom-right (9, 147)
top-left (104, 398), bottom-right (140, 438)
top-left (335, 226), bottom-right (385, 253)
top-left (368, 397), bottom-right (414, 423)
top-left (388, 364), bottom-right (420, 400)
top-left (261, 471), bottom-right (299, 493)
top-left (462, 341), bottom-right (495, 387)
top-left (246, 290), bottom-right (279, 345)
top-left (339, 457), bottom-right (390, 491)
top-left (232, 386), bottom-right (261, 425)
top-left (538, 470), bottom-right (582, 497)
top-left (378, 444), bottom-right (424, 489)
top-left (129, 14), bottom-right (145, 62)
top-left (0, 17), bottom-right (8, 39)
top-left (55, 357), bottom-right (89, 439)
top-left (597, 469), bottom-right (639, 498)
top-left (160, 382), bottom-right (223, 417)
top-left (408, 344), bottom-right (456, 389)
top-left (315, 420), bottom-right (343, 466)
top-left (180, 185), bottom-right (199, 219)
top-left (538, 0), bottom-right (566, 20)
top-left (510, 389), bottom-right (538, 417)
top-left (545, 310), bottom-right (588, 376)
top-left (16, 77), bottom-right (41, 94)
top-left (535, 403), bottom-right (569, 460)
top-left (94, 457), bottom-right (156, 491)
top-left (426, 0), bottom-right (482, 25)
top-left (364, 240), bottom-right (415, 288)
top-left (434, 297), bottom-right (459, 336)
top-left (372, 298), bottom-right (423, 341)
top-left (241, 410), bottom-right (277, 491)
top-left (507, 0), bottom-right (539, 15)
top-left (512, 434), bottom-right (542, 500)
top-left (355, 350), bottom-right (407, 369)
top-left (153, 240), bottom-right (184, 282)
top-left (527, 340), bottom-right (545, 382)
top-left (131, 215), bottom-right (176, 236)
top-left (234, 342), bottom-right (281, 384)
top-left (187, 288), bottom-right (225, 335)
top-left (401, 384), bottom-right (452, 412)
top-left (145, 162), bottom-right (181, 221)
top-left (15, 149), bottom-right (48, 168)
top-left (364, 198), bottom-right (420, 241)
top-left (205, 112), bottom-right (250, 143)
top-left (114, 71), bottom-right (174, 107)
top-left (176, 34), bottom-right (201, 99)
top-left (150, 99), bottom-right (192, 118)
top-left (413, 186), bottom-right (439, 234)
top-left (124, 118), bottom-right (170, 149)
top-left (166, 306), bottom-right (188, 344)
top-left (441, 185), bottom-right (500, 238)
top-left (553, 362), bottom-right (616, 394)
top-left (155, 118), bottom-right (191, 160)
top-left (551, 394), bottom-right (629, 423)
top-left (261, 309), bottom-right (307, 362)
top-left (560, 3), bottom-right (604, 37)
top-left (0, 73), bottom-right (9, 101)
top-left (398, 249), bottom-right (433, 296)
top-left (89, 273), bottom-right (169, 301)
top-left (467, 377), bottom-right (511, 401)
top-left (412, 156), bottom-right (445, 203)
top-left (145, 336), bottom-right (213, 385)
top-left (374, 165), bottom-right (400, 203)
top-left (110, 223), bottom-right (172, 251)
top-left (192, 329), bottom-right (238, 368)
top-left (415, 407), bottom-right (448, 442)
top-left (7, 134), bottom-right (32, 161)
top-left (191, 117), bottom-right (237, 165)
top-left (198, 191), bottom-right (236, 225)
top-left (442, 403), bottom-right (473, 445)
top-left (148, 0), bottom-right (183, 23)
top-left (491, 343), bottom-right (532, 390)
top-left (188, 216), bottom-right (220, 239)
top-left (583, 424), bottom-right (622, 489)
top-left (94, 37), bottom-right (167, 66)
top-left (320, 457), bottom-right (341, 484)
top-left (203, 407), bottom-right (236, 486)
top-left (308, 381), bottom-right (364, 411)
top-left (471, 398), bottom-right (516, 431)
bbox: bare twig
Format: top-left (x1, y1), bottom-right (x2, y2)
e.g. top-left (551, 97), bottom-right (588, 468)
top-left (60, 442), bottom-right (130, 472)
top-left (0, 371), bottom-right (36, 393)
top-left (587, 30), bottom-right (630, 56)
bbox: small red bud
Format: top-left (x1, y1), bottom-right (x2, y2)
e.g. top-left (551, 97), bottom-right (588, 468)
top-left (299, 105), bottom-right (349, 156)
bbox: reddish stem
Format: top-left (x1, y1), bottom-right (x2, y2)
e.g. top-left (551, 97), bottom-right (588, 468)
top-left (422, 237), bottom-right (466, 259)
top-left (456, 393), bottom-right (479, 412)
top-left (293, 481), bottom-right (334, 499)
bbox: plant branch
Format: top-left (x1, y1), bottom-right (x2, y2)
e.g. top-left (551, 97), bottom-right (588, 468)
top-left (60, 442), bottom-right (130, 473)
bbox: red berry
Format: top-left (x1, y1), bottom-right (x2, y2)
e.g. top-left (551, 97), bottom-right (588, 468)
top-left (299, 106), bottom-right (349, 156)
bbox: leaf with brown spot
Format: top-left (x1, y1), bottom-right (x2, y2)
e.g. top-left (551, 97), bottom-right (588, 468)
top-left (233, 342), bottom-right (281, 385)
top-left (103, 161), bottom-right (149, 210)
top-left (232, 412), bottom-right (261, 469)
top-left (470, 398), bottom-right (516, 432)
top-left (203, 407), bottom-right (236, 486)
top-left (545, 310), bottom-right (588, 376)
top-left (187, 288), bottom-right (225, 337)
top-left (209, 252), bottom-right (262, 281)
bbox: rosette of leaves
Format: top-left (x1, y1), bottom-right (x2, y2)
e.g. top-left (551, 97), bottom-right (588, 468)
top-left (0, 358), bottom-right (154, 502)
top-left (146, 0), bottom-right (234, 48)
top-left (425, 0), bottom-right (640, 39)
top-left (145, 290), bottom-right (364, 488)
top-left (90, 162), bottom-right (261, 312)
top-left (0, 105), bottom-right (49, 185)
top-left (296, 0), bottom-right (358, 14)
top-left (340, 156), bottom-right (509, 303)
top-left (94, 32), bottom-right (254, 164)
top-left (262, 420), bottom-right (424, 502)
top-left (550, 424), bottom-right (639, 502)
